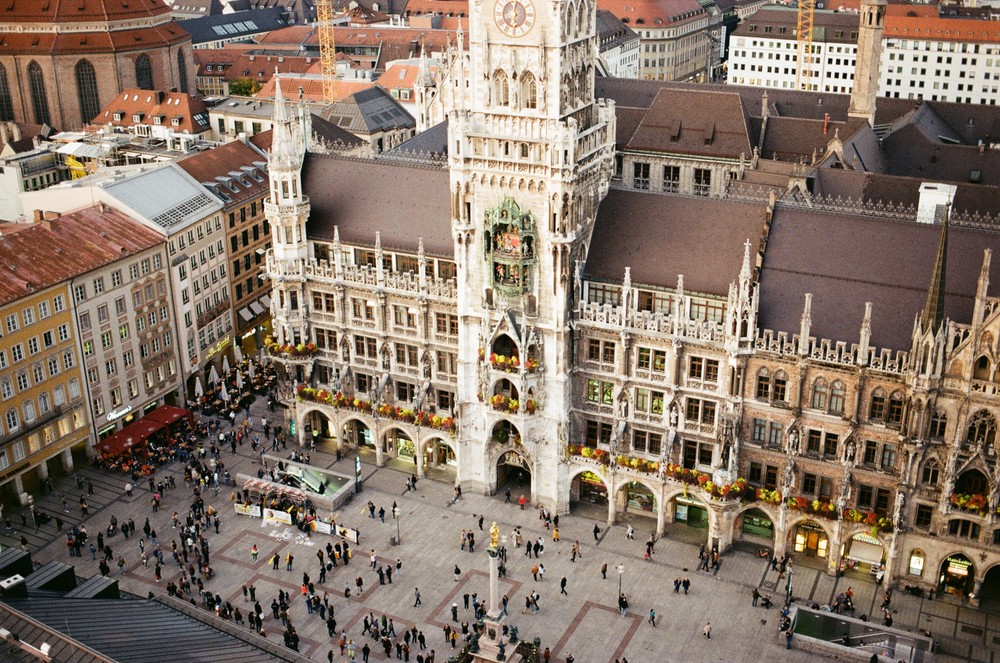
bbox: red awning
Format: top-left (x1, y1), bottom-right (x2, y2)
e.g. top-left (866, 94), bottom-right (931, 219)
top-left (145, 404), bottom-right (194, 427)
top-left (94, 429), bottom-right (144, 457)
top-left (123, 416), bottom-right (166, 441)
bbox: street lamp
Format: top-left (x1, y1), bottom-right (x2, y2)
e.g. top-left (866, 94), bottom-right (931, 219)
top-left (392, 504), bottom-right (400, 545)
top-left (617, 563), bottom-right (625, 596)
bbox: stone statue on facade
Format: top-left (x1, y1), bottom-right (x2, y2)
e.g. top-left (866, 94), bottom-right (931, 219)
top-left (786, 424), bottom-right (800, 455)
top-left (893, 492), bottom-right (905, 531)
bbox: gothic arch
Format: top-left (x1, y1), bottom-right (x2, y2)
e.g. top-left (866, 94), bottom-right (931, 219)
top-left (492, 69), bottom-right (509, 106)
top-left (27, 61), bottom-right (50, 126)
top-left (0, 64), bottom-right (14, 121)
top-left (177, 48), bottom-right (189, 93)
top-left (418, 433), bottom-right (455, 455)
top-left (616, 477), bottom-right (661, 509)
top-left (566, 463), bottom-right (610, 489)
top-left (75, 59), bottom-right (100, 126)
top-left (521, 71), bottom-right (537, 109)
top-left (735, 502), bottom-right (780, 523)
top-left (135, 53), bottom-right (154, 90)
top-left (784, 515), bottom-right (834, 541)
top-left (966, 409), bottom-right (997, 447)
top-left (975, 355), bottom-right (992, 381)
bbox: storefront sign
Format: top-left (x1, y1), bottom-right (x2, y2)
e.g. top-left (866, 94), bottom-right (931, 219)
top-left (235, 504), bottom-right (262, 518)
top-left (106, 405), bottom-right (133, 422)
top-left (675, 504), bottom-right (689, 522)
top-left (144, 400), bottom-right (158, 413)
top-left (242, 329), bottom-right (257, 340)
top-left (263, 508), bottom-right (293, 524)
top-left (946, 556), bottom-right (972, 576)
top-left (205, 337), bottom-right (231, 361)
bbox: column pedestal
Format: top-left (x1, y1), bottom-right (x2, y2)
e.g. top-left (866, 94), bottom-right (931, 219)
top-left (470, 549), bottom-right (523, 663)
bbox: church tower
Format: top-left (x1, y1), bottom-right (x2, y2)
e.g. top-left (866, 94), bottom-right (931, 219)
top-left (264, 77), bottom-right (313, 378)
top-left (848, 0), bottom-right (887, 124)
top-left (448, 0), bottom-right (616, 510)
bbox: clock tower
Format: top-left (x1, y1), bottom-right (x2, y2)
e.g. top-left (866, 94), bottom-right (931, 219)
top-left (448, 0), bottom-right (616, 511)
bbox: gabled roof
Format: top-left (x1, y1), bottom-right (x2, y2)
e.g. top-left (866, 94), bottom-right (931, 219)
top-left (227, 53), bottom-right (322, 83)
top-left (758, 205), bottom-right (1000, 350)
top-left (625, 88), bottom-right (752, 159)
top-left (0, 206), bottom-right (163, 306)
top-left (599, 0), bottom-right (709, 27)
top-left (586, 189), bottom-right (768, 294)
top-left (177, 8), bottom-right (286, 45)
top-left (379, 59), bottom-right (440, 92)
top-left (256, 76), bottom-right (376, 102)
top-left (302, 154), bottom-right (452, 255)
top-left (90, 89), bottom-right (211, 134)
top-left (176, 139), bottom-right (269, 207)
top-left (320, 86), bottom-right (415, 134)
top-left (386, 119), bottom-right (449, 158)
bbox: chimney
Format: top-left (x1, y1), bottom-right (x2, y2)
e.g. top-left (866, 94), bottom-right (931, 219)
top-left (33, 209), bottom-right (43, 222)
top-left (156, 90), bottom-right (165, 104)
top-left (238, 132), bottom-right (248, 145)
top-left (916, 183), bottom-right (957, 225)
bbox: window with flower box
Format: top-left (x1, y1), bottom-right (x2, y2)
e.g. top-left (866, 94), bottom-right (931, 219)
top-left (585, 419), bottom-right (612, 448)
top-left (632, 430), bottom-right (662, 455)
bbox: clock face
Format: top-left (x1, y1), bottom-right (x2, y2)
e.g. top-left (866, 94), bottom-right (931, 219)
top-left (494, 0), bottom-right (535, 38)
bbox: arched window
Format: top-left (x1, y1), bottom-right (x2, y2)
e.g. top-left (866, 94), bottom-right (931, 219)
top-left (5, 408), bottom-right (19, 433)
top-left (921, 460), bottom-right (939, 486)
top-left (27, 62), bottom-right (51, 126)
top-left (930, 410), bottom-right (947, 439)
top-left (772, 371), bottom-right (788, 402)
top-left (974, 355), bottom-right (991, 381)
top-left (966, 410), bottom-right (997, 447)
top-left (829, 381), bottom-right (845, 415)
top-left (493, 70), bottom-right (509, 107)
top-left (22, 399), bottom-right (36, 424)
top-left (75, 59), bottom-right (100, 126)
top-left (810, 378), bottom-right (828, 410)
top-left (53, 384), bottom-right (66, 406)
top-left (135, 54), bottom-right (154, 90)
top-left (869, 387), bottom-right (886, 421)
top-left (755, 367), bottom-right (770, 400)
top-left (887, 391), bottom-right (904, 426)
top-left (0, 64), bottom-right (14, 121)
top-left (521, 72), bottom-right (537, 109)
top-left (177, 49), bottom-right (189, 93)
top-left (38, 391), bottom-right (50, 414)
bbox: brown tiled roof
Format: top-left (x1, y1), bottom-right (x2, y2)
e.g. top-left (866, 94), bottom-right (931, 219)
top-left (193, 45), bottom-right (256, 77)
top-left (378, 60), bottom-right (440, 92)
top-left (626, 88), bottom-right (752, 159)
top-left (758, 205), bottom-right (1000, 350)
top-left (0, 23), bottom-right (190, 55)
top-left (884, 15), bottom-right (1000, 43)
top-left (256, 77), bottom-right (375, 102)
top-left (402, 0), bottom-right (468, 14)
top-left (89, 89), bottom-right (210, 134)
top-left (586, 189), bottom-right (768, 294)
top-left (228, 53), bottom-right (321, 83)
top-left (249, 130), bottom-right (273, 152)
top-left (302, 154), bottom-right (452, 256)
top-left (310, 115), bottom-right (366, 148)
top-left (175, 139), bottom-right (269, 206)
top-left (760, 116), bottom-right (847, 162)
top-left (881, 125), bottom-right (1000, 187)
top-left (0, 206), bottom-right (163, 306)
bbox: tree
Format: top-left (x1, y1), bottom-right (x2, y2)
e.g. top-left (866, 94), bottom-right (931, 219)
top-left (228, 77), bottom-right (262, 97)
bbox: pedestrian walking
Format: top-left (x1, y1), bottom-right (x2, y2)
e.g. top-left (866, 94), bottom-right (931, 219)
top-left (414, 588), bottom-right (422, 606)
top-left (593, 524), bottom-right (600, 541)
top-left (601, 562), bottom-right (607, 579)
top-left (625, 524), bottom-right (634, 540)
top-left (703, 622), bottom-right (712, 639)
top-left (560, 577), bottom-right (568, 595)
top-left (752, 587), bottom-right (760, 606)
top-left (648, 609), bottom-right (656, 627)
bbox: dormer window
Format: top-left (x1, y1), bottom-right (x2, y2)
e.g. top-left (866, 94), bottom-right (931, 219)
top-left (132, 113), bottom-right (144, 122)
top-left (153, 114), bottom-right (165, 125)
top-left (113, 112), bottom-right (124, 121)
top-left (171, 117), bottom-right (182, 126)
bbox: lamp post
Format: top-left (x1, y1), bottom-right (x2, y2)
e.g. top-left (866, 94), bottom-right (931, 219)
top-left (393, 503), bottom-right (400, 545)
top-left (617, 563), bottom-right (625, 596)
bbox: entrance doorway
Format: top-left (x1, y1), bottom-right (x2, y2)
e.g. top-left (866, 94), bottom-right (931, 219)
top-left (344, 420), bottom-right (373, 449)
top-left (738, 508), bottom-right (774, 542)
top-left (496, 450), bottom-right (530, 492)
top-left (980, 565), bottom-right (1000, 613)
top-left (791, 520), bottom-right (829, 558)
top-left (938, 553), bottom-right (975, 598)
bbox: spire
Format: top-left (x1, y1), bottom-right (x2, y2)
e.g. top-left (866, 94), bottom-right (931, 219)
top-left (919, 206), bottom-right (949, 331)
top-left (273, 69), bottom-right (288, 124)
top-left (417, 41), bottom-right (435, 87)
top-left (798, 293), bottom-right (812, 356)
top-left (740, 238), bottom-right (753, 285)
top-left (858, 302), bottom-right (872, 366)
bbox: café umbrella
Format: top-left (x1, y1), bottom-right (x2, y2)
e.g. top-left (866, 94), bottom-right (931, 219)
top-left (222, 355), bottom-right (231, 375)
top-left (236, 370), bottom-right (245, 391)
top-left (208, 364), bottom-right (220, 386)
top-left (193, 377), bottom-right (204, 398)
top-left (234, 345), bottom-right (244, 364)
top-left (248, 360), bottom-right (256, 381)
top-left (220, 383), bottom-right (231, 402)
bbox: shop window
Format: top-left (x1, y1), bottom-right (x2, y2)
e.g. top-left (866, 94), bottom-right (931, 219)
top-left (908, 550), bottom-right (925, 576)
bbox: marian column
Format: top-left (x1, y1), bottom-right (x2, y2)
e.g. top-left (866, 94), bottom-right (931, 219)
top-left (471, 521), bottom-right (522, 663)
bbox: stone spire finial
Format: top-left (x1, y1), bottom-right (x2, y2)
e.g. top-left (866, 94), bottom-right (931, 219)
top-left (858, 302), bottom-right (872, 366)
top-left (919, 206), bottom-right (949, 331)
top-left (798, 293), bottom-right (813, 355)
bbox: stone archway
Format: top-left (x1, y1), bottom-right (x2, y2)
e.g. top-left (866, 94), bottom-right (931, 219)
top-left (663, 487), bottom-right (710, 544)
top-left (299, 406), bottom-right (336, 449)
top-left (980, 563), bottom-right (1000, 613)
top-left (417, 434), bottom-right (457, 482)
top-left (938, 552), bottom-right (975, 599)
top-left (568, 465), bottom-right (611, 522)
top-left (733, 505), bottom-right (778, 552)
top-left (786, 517), bottom-right (833, 561)
top-left (494, 448), bottom-right (532, 500)
top-left (382, 426), bottom-right (415, 464)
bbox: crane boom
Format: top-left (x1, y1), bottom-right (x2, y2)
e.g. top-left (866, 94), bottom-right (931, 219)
top-left (795, 0), bottom-right (815, 91)
top-left (316, 0), bottom-right (337, 103)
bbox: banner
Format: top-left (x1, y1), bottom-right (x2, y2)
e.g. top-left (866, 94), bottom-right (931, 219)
top-left (336, 526), bottom-right (360, 543)
top-left (235, 503), bottom-right (262, 518)
top-left (263, 508), bottom-right (293, 524)
top-left (313, 521), bottom-right (332, 535)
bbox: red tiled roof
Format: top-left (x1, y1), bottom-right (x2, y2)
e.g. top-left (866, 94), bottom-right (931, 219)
top-left (883, 15), bottom-right (1000, 43)
top-left (227, 54), bottom-right (322, 83)
top-left (0, 23), bottom-right (190, 55)
top-left (256, 77), bottom-right (375, 101)
top-left (0, 206), bottom-right (164, 307)
top-left (378, 60), bottom-right (439, 91)
top-left (89, 89), bottom-right (210, 134)
top-left (253, 25), bottom-right (317, 45)
top-left (0, 0), bottom-right (172, 23)
top-left (597, 0), bottom-right (707, 27)
top-left (402, 0), bottom-right (468, 14)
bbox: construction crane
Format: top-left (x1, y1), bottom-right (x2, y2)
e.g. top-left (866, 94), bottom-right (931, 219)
top-left (316, 0), bottom-right (338, 103)
top-left (795, 0), bottom-right (815, 91)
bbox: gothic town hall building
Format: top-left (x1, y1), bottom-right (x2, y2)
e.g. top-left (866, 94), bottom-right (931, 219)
top-left (264, 0), bottom-right (1000, 606)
